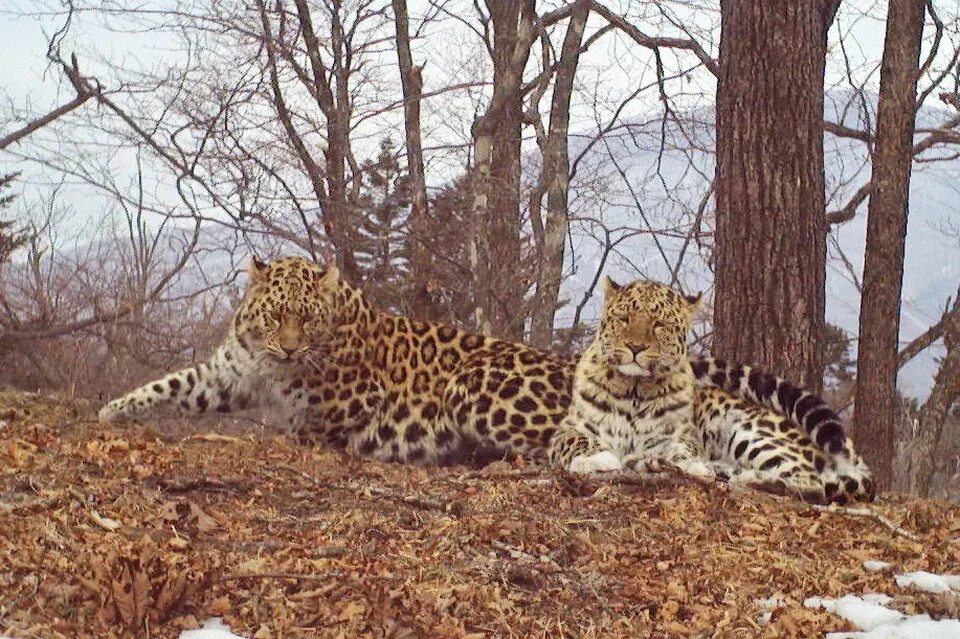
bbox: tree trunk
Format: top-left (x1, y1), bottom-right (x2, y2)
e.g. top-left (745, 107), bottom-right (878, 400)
top-left (288, 0), bottom-right (361, 285)
top-left (529, 0), bottom-right (590, 348)
top-left (854, 0), bottom-right (931, 490)
top-left (391, 0), bottom-right (435, 319)
top-left (484, 0), bottom-right (531, 340)
top-left (468, 2), bottom-right (574, 339)
top-left (906, 303), bottom-right (960, 496)
top-left (468, 0), bottom-right (534, 340)
top-left (713, 0), bottom-right (839, 391)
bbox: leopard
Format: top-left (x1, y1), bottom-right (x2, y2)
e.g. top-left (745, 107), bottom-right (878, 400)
top-left (547, 276), bottom-right (874, 504)
top-left (100, 256), bottom-right (871, 503)
top-left (99, 256), bottom-right (574, 464)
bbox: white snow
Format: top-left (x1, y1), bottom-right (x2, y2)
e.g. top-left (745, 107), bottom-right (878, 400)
top-left (179, 618), bottom-right (248, 639)
top-left (804, 567), bottom-right (960, 639)
top-left (755, 595), bottom-right (787, 624)
top-left (825, 617), bottom-right (960, 639)
top-left (862, 560), bottom-right (892, 572)
top-left (756, 595), bottom-right (786, 610)
top-left (894, 571), bottom-right (960, 594)
top-left (804, 594), bottom-right (903, 631)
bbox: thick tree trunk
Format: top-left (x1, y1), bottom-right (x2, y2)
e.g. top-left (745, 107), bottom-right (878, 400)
top-left (713, 0), bottom-right (838, 391)
top-left (854, 0), bottom-right (927, 490)
top-left (391, 0), bottom-right (435, 320)
top-left (470, 0), bottom-right (535, 339)
top-left (529, 0), bottom-right (590, 348)
top-left (486, 0), bottom-right (530, 341)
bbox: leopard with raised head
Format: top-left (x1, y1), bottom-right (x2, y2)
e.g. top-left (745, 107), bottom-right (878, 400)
top-left (100, 256), bottom-right (872, 503)
top-left (547, 277), bottom-right (873, 504)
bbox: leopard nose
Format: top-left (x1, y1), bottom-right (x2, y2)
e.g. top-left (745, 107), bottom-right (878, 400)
top-left (281, 345), bottom-right (297, 356)
top-left (627, 343), bottom-right (648, 356)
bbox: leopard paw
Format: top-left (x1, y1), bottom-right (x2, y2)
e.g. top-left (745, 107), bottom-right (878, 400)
top-left (569, 450), bottom-right (623, 474)
top-left (98, 398), bottom-right (131, 423)
top-left (676, 458), bottom-right (716, 479)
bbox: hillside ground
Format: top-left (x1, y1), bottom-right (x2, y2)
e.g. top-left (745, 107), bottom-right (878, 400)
top-left (1, 391), bottom-right (958, 639)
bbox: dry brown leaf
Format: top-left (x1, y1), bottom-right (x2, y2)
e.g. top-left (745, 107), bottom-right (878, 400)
top-left (89, 509), bottom-right (122, 531)
top-left (189, 433), bottom-right (245, 444)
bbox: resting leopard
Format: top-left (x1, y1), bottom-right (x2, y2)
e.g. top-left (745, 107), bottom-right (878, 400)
top-left (100, 256), bottom-right (872, 503)
top-left (547, 277), bottom-right (873, 504)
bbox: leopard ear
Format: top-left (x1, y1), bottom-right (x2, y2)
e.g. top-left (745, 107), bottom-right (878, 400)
top-left (319, 264), bottom-right (340, 287)
top-left (248, 256), bottom-right (269, 284)
top-left (602, 276), bottom-right (622, 298)
top-left (684, 292), bottom-right (702, 316)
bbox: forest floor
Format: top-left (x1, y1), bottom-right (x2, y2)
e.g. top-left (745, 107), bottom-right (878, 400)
top-left (1, 390), bottom-right (958, 639)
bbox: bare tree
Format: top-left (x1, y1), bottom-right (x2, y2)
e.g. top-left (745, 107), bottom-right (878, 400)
top-left (469, 0), bottom-right (536, 339)
top-left (852, 0), bottom-right (927, 489)
top-left (528, 0), bottom-right (591, 348)
top-left (902, 290), bottom-right (960, 496)
top-left (0, 54), bottom-right (99, 152)
top-left (392, 0), bottom-right (436, 319)
top-left (713, 0), bottom-right (840, 392)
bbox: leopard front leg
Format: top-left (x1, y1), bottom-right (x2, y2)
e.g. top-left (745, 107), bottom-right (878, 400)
top-left (622, 437), bottom-right (716, 480)
top-left (99, 341), bottom-right (258, 422)
top-left (547, 427), bottom-right (623, 473)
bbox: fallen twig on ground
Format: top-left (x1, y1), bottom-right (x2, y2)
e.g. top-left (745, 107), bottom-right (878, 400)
top-left (811, 504), bottom-right (920, 542)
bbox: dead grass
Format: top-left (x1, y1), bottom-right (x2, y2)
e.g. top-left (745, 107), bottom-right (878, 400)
top-left (1, 391), bottom-right (958, 639)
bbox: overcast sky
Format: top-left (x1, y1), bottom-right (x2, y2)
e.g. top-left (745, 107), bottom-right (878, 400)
top-left (0, 0), bottom-right (949, 236)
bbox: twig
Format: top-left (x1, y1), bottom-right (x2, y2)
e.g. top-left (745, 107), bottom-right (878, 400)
top-left (590, 470), bottom-right (679, 487)
top-left (218, 570), bottom-right (345, 584)
top-left (594, 461), bottom-right (724, 489)
top-left (811, 504), bottom-right (920, 541)
top-left (459, 467), bottom-right (547, 481)
top-left (156, 477), bottom-right (245, 494)
top-left (366, 485), bottom-right (460, 515)
top-left (0, 495), bottom-right (65, 515)
top-left (277, 463), bottom-right (461, 515)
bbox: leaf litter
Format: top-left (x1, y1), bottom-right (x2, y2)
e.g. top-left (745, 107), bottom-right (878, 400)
top-left (0, 391), bottom-right (958, 638)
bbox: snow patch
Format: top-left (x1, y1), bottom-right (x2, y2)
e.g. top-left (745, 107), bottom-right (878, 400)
top-left (179, 618), bottom-right (248, 639)
top-left (755, 595), bottom-right (787, 625)
top-left (894, 571), bottom-right (960, 594)
top-left (804, 594), bottom-right (902, 631)
top-left (862, 560), bottom-right (892, 572)
top-left (756, 596), bottom-right (787, 609)
top-left (806, 568), bottom-right (960, 638)
top-left (825, 617), bottom-right (960, 639)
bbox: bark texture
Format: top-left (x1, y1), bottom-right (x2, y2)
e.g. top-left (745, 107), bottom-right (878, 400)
top-left (855, 0), bottom-right (930, 489)
top-left (470, 1), bottom-right (535, 339)
top-left (713, 0), bottom-right (839, 391)
top-left (392, 0), bottom-right (436, 319)
top-left (529, 0), bottom-right (590, 348)
top-left (906, 303), bottom-right (960, 496)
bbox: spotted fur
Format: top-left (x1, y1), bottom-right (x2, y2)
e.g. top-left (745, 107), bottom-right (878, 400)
top-left (100, 257), bottom-right (573, 464)
top-left (101, 257), bottom-right (872, 503)
top-left (547, 277), bottom-right (874, 504)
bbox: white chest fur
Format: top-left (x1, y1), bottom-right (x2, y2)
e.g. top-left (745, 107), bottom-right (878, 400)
top-left (565, 375), bottom-right (713, 478)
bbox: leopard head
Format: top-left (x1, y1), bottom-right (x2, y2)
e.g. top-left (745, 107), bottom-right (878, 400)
top-left (234, 256), bottom-right (343, 361)
top-left (585, 277), bottom-right (701, 379)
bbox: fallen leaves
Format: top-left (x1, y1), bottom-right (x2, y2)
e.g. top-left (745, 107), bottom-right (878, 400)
top-left (78, 536), bottom-right (217, 631)
top-left (1, 390), bottom-right (958, 639)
